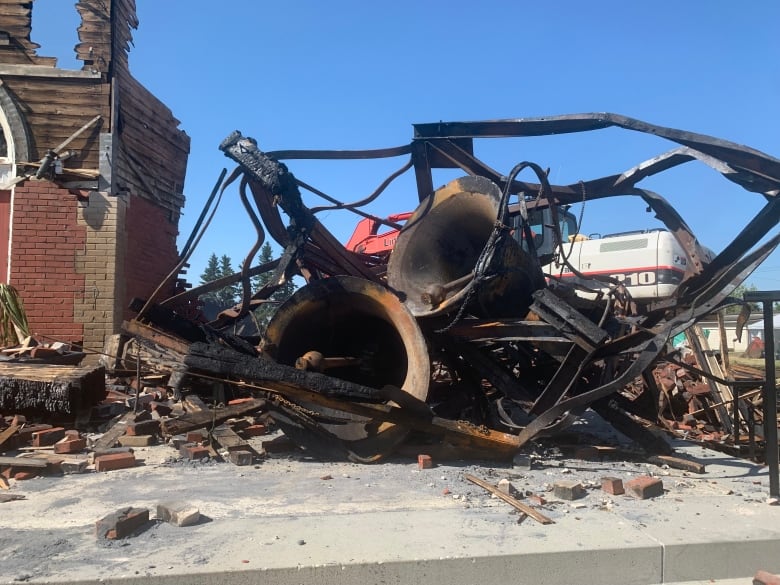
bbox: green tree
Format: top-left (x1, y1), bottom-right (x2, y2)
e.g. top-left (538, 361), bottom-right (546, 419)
top-left (724, 282), bottom-right (759, 315)
top-left (251, 241), bottom-right (297, 332)
top-left (199, 253), bottom-right (239, 309)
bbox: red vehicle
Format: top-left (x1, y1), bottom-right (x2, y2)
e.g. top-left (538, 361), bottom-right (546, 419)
top-left (347, 204), bottom-right (708, 303)
top-left (345, 212), bottom-right (412, 257)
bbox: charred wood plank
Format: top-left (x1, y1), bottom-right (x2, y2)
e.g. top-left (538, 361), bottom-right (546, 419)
top-left (647, 454), bottom-right (706, 474)
top-left (0, 424), bottom-right (20, 450)
top-left (135, 334), bottom-right (520, 457)
top-left (161, 398), bottom-right (266, 437)
top-left (220, 131), bottom-right (313, 231)
top-left (92, 411), bottom-right (137, 451)
top-left (0, 456), bottom-right (47, 468)
top-left (127, 300), bottom-right (207, 344)
top-left (184, 342), bottom-right (386, 402)
top-left (591, 398), bottom-right (673, 455)
top-left (309, 219), bottom-right (380, 281)
top-left (446, 319), bottom-right (569, 343)
top-left (448, 341), bottom-right (536, 402)
top-left (209, 424), bottom-right (259, 456)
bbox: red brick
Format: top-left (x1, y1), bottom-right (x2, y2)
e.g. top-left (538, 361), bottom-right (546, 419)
top-left (95, 507), bottom-right (150, 540)
top-left (417, 454), bottom-right (433, 469)
top-left (227, 397), bottom-right (255, 406)
top-left (754, 570), bottom-right (780, 585)
top-left (54, 437), bottom-right (87, 454)
top-left (149, 401), bottom-right (173, 417)
top-left (625, 476), bottom-right (664, 499)
top-left (14, 470), bottom-right (39, 480)
top-left (179, 444), bottom-right (210, 460)
top-left (601, 476), bottom-right (625, 495)
top-left (118, 435), bottom-right (155, 447)
top-left (17, 424), bottom-right (52, 443)
top-left (95, 452), bottom-right (136, 472)
top-left (240, 424), bottom-right (267, 437)
top-left (528, 495), bottom-right (547, 506)
top-left (125, 419), bottom-right (160, 437)
top-left (185, 431), bottom-right (206, 444)
top-left (32, 427), bottom-right (65, 447)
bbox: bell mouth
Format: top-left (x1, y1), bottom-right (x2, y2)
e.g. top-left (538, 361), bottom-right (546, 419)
top-left (262, 275), bottom-right (430, 460)
top-left (388, 175), bottom-right (542, 318)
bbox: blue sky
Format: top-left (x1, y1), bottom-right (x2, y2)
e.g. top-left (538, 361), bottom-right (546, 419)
top-left (33, 0), bottom-right (780, 290)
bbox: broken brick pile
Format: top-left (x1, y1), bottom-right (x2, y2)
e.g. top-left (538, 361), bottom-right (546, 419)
top-left (0, 380), bottom-right (273, 484)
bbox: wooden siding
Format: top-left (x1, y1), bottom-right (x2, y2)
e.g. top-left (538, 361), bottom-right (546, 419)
top-left (0, 74), bottom-right (109, 169)
top-left (76, 0), bottom-right (138, 74)
top-left (115, 70), bottom-right (188, 214)
top-left (0, 0), bottom-right (55, 65)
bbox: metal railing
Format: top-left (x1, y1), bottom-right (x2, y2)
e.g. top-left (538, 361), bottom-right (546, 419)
top-left (743, 291), bottom-right (780, 498)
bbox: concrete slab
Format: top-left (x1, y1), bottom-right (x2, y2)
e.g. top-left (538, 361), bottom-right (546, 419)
top-left (1, 426), bottom-right (779, 585)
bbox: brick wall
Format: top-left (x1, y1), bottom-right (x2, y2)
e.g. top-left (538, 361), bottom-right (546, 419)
top-left (123, 195), bottom-right (180, 321)
top-left (75, 190), bottom-right (124, 355)
top-left (10, 180), bottom-right (87, 344)
top-left (8, 181), bottom-right (180, 355)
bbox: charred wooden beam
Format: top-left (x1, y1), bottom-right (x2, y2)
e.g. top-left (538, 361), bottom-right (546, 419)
top-left (184, 342), bottom-right (385, 403)
top-left (0, 363), bottom-right (105, 414)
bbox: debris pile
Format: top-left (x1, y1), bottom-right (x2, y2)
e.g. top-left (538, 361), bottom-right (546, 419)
top-left (2, 114), bottom-right (779, 474)
top-left (0, 373), bottom-right (274, 485)
top-left (121, 114), bottom-right (778, 465)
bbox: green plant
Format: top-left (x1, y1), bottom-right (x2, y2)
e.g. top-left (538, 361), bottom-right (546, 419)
top-left (0, 284), bottom-right (30, 347)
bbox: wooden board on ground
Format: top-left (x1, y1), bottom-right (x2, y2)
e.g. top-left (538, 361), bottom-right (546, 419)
top-left (464, 473), bottom-right (554, 525)
top-left (210, 424), bottom-right (259, 456)
top-left (0, 456), bottom-right (48, 468)
top-left (92, 411), bottom-right (137, 451)
top-left (647, 454), bottom-right (706, 474)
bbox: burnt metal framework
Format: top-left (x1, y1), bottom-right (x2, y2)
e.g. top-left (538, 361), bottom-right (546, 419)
top-left (132, 113), bottom-right (780, 462)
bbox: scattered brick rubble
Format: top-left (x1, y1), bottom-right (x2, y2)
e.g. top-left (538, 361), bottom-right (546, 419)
top-left (0, 330), bottom-right (777, 570)
top-left (0, 367), bottom-right (272, 485)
